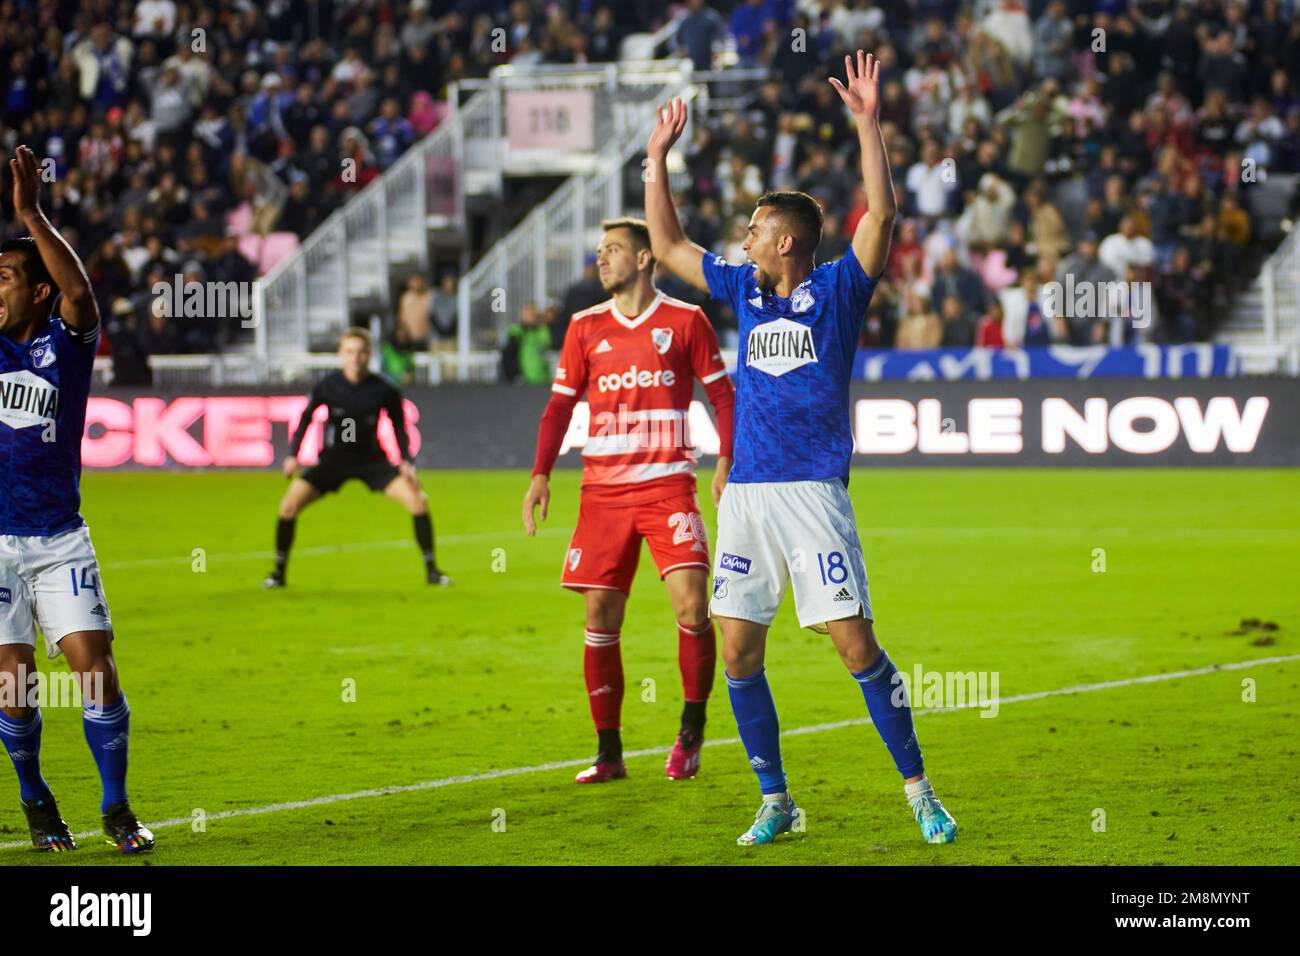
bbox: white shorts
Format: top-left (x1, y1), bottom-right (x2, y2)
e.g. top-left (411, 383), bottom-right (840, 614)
top-left (709, 479), bottom-right (872, 630)
top-left (0, 526), bottom-right (114, 659)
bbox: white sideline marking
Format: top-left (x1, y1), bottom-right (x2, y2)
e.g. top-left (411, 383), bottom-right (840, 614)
top-left (4, 653), bottom-right (1297, 850)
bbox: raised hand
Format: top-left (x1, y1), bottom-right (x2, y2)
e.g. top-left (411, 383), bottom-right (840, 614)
top-left (10, 145), bottom-right (43, 222)
top-left (647, 97), bottom-right (689, 162)
top-left (828, 50), bottom-right (881, 120)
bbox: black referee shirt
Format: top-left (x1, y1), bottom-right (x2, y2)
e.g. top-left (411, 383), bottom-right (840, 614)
top-left (288, 371), bottom-right (412, 462)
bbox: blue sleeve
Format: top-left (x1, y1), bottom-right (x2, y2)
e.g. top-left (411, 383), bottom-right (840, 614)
top-left (833, 246), bottom-right (879, 320)
top-left (701, 251), bottom-right (749, 315)
top-left (55, 317), bottom-right (99, 374)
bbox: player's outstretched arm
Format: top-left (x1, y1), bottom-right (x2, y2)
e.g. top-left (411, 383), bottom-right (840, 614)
top-left (830, 52), bottom-right (897, 279)
top-left (10, 145), bottom-right (98, 331)
top-left (644, 98), bottom-right (709, 292)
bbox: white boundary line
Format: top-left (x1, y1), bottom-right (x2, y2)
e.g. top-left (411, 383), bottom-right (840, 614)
top-left (4, 653), bottom-right (1296, 850)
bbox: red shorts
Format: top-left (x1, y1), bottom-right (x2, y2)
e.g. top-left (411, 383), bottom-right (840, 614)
top-left (561, 491), bottom-right (711, 593)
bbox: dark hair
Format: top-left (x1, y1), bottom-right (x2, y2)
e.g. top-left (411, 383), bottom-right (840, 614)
top-left (755, 190), bottom-right (824, 254)
top-left (601, 217), bottom-right (653, 258)
top-left (0, 237), bottom-right (58, 316)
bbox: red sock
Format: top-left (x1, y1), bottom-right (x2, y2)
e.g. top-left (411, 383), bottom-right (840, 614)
top-left (677, 619), bottom-right (717, 702)
top-left (583, 630), bottom-right (623, 731)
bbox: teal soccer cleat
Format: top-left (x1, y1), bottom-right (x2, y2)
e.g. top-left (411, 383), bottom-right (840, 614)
top-left (737, 794), bottom-right (799, 846)
top-left (911, 793), bottom-right (957, 844)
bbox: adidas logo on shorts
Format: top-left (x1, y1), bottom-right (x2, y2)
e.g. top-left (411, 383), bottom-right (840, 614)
top-left (832, 587), bottom-right (854, 602)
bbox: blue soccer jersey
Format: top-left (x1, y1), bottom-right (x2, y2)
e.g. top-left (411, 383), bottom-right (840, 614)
top-left (0, 316), bottom-right (98, 536)
top-left (702, 247), bottom-right (877, 484)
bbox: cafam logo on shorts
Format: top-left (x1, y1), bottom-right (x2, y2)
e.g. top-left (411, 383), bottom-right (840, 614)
top-left (719, 553), bottom-right (751, 575)
top-left (745, 318), bottom-right (817, 377)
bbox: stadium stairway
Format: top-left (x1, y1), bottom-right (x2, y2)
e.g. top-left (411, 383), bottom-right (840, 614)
top-left (1215, 175), bottom-right (1300, 375)
top-left (256, 87), bottom-right (491, 357)
top-left (255, 60), bottom-right (698, 375)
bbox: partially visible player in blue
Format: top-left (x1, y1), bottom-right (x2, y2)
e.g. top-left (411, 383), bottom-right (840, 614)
top-left (644, 54), bottom-right (957, 846)
top-left (0, 146), bottom-right (153, 853)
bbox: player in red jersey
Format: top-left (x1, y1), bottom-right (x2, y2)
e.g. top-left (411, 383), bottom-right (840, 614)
top-left (522, 217), bottom-right (735, 783)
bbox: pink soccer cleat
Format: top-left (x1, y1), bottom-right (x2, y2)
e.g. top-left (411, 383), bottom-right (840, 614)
top-left (665, 732), bottom-right (703, 779)
top-left (575, 759), bottom-right (627, 784)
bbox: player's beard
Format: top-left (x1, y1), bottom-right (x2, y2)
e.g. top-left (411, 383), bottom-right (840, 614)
top-left (599, 271), bottom-right (633, 295)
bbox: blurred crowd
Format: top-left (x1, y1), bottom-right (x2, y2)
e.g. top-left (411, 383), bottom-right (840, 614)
top-left (641, 0), bottom-right (1300, 351)
top-left (3, 1), bottom-right (1299, 380)
top-left (1, 0), bottom-right (522, 375)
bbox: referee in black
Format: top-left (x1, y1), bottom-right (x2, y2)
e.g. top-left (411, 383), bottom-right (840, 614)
top-left (264, 327), bottom-right (451, 588)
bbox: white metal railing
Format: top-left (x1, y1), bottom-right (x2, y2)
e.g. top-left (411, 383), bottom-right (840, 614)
top-left (620, 9), bottom-right (739, 67)
top-left (1218, 226), bottom-right (1300, 374)
top-left (1261, 227), bottom-right (1300, 346)
top-left (640, 11), bottom-right (687, 55)
top-left (454, 75), bottom-right (702, 378)
top-left (254, 89), bottom-right (479, 355)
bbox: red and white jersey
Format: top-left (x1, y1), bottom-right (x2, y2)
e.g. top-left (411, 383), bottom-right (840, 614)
top-left (552, 291), bottom-right (728, 500)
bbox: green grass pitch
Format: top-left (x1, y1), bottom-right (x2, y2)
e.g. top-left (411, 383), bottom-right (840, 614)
top-left (3, 468), bottom-right (1297, 865)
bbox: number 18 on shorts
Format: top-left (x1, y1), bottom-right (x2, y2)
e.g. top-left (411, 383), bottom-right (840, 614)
top-left (709, 479), bottom-right (872, 630)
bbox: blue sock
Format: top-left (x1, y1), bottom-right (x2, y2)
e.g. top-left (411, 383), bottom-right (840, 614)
top-left (726, 669), bottom-right (786, 795)
top-left (852, 651), bottom-right (925, 779)
top-left (83, 694), bottom-right (130, 812)
top-left (0, 709), bottom-right (51, 803)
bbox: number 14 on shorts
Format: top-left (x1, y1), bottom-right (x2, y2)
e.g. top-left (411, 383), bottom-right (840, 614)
top-left (69, 566), bottom-right (100, 597)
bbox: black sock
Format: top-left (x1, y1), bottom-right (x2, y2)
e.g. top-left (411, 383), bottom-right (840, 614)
top-left (681, 700), bottom-right (707, 743)
top-left (413, 514), bottom-right (435, 570)
top-left (597, 728), bottom-right (622, 763)
top-left (275, 518), bottom-right (295, 576)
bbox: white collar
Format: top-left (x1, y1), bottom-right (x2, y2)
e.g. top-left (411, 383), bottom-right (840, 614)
top-left (610, 291), bottom-right (665, 330)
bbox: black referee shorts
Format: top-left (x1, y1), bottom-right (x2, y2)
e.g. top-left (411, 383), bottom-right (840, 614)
top-left (300, 456), bottom-right (401, 494)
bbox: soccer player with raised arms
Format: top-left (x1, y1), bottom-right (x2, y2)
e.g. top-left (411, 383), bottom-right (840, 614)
top-left (522, 218), bottom-right (735, 783)
top-left (644, 54), bottom-right (957, 845)
top-left (0, 146), bottom-right (153, 852)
